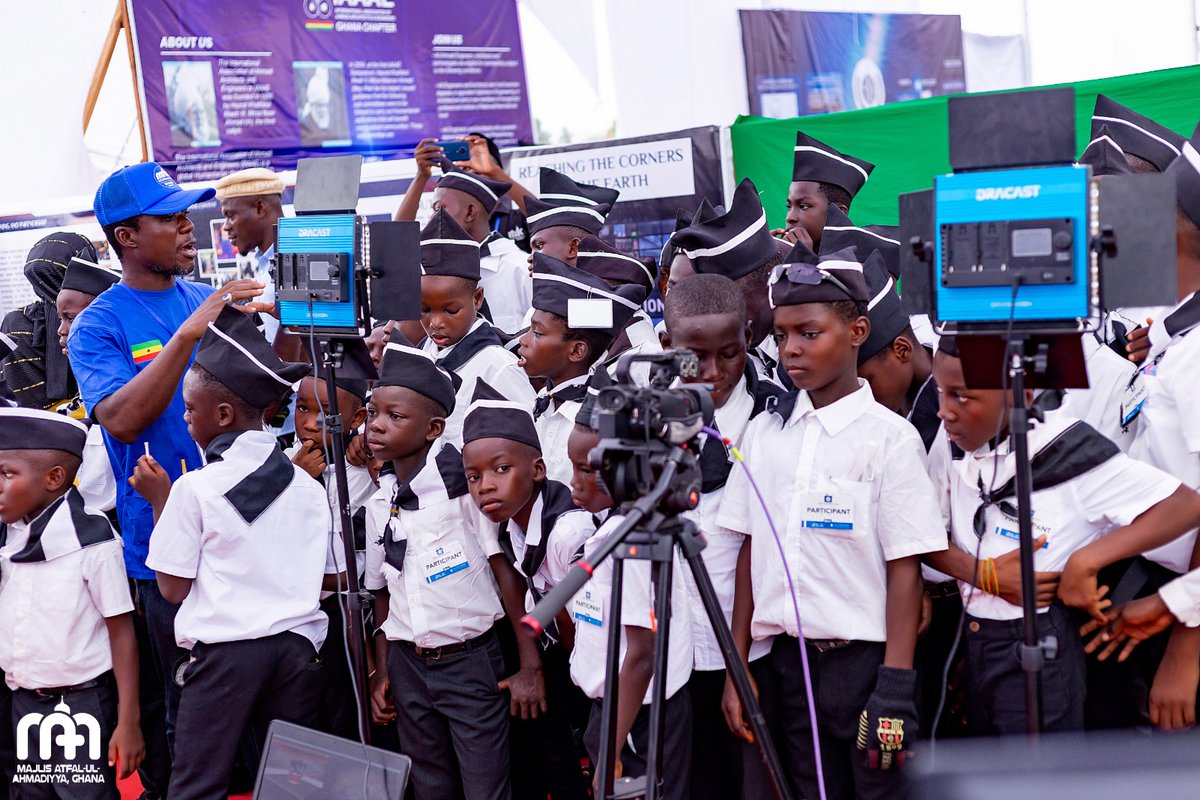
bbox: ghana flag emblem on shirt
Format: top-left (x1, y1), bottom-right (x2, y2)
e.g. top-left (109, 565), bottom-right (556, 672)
top-left (132, 339), bottom-right (164, 364)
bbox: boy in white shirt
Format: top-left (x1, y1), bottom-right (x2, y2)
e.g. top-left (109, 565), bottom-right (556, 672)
top-left (1091, 132), bottom-right (1200, 729)
top-left (669, 178), bottom-right (788, 389)
top-left (659, 273), bottom-right (782, 800)
top-left (0, 409), bottom-right (144, 797)
top-left (569, 516), bottom-right (694, 800)
top-left (285, 369), bottom-right (375, 740)
top-left (719, 244), bottom-right (945, 800)
top-left (518, 253), bottom-right (644, 484)
top-left (141, 307), bottom-right (338, 800)
top-left (417, 209), bottom-right (534, 447)
top-left (927, 332), bottom-right (1200, 735)
top-left (524, 167), bottom-right (618, 270)
top-left (462, 378), bottom-right (594, 800)
top-left (364, 336), bottom-right (514, 800)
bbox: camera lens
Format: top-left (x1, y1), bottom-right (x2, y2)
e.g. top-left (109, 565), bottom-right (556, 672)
top-left (597, 387), bottom-right (626, 412)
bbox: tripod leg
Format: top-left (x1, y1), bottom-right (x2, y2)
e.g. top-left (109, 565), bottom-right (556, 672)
top-left (680, 540), bottom-right (795, 800)
top-left (597, 555), bottom-right (625, 800)
top-left (644, 555), bottom-right (674, 800)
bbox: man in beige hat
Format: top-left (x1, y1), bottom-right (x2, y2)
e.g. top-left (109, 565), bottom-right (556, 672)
top-left (216, 167), bottom-right (285, 342)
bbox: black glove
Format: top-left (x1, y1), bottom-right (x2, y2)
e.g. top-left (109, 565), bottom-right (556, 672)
top-left (856, 665), bottom-right (918, 770)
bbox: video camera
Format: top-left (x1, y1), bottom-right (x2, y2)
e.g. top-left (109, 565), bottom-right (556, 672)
top-left (589, 350), bottom-right (714, 509)
top-left (275, 154), bottom-right (420, 335)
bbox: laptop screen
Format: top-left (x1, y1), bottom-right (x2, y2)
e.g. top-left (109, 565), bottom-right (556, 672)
top-left (254, 720), bottom-right (410, 800)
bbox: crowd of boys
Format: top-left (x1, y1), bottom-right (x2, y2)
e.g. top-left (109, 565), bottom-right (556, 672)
top-left (1, 100), bottom-right (1200, 800)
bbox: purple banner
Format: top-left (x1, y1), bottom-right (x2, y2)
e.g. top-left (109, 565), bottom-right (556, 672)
top-left (739, 10), bottom-right (965, 118)
top-left (126, 0), bottom-right (534, 182)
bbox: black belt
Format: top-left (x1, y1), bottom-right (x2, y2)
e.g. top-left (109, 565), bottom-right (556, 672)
top-left (806, 638), bottom-right (851, 653)
top-left (397, 627), bottom-right (494, 661)
top-left (33, 671), bottom-right (112, 698)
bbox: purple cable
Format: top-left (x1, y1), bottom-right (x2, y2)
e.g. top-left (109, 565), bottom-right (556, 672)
top-left (703, 426), bottom-right (826, 800)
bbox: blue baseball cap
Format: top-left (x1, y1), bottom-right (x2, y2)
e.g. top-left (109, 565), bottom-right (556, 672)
top-left (93, 162), bottom-right (216, 226)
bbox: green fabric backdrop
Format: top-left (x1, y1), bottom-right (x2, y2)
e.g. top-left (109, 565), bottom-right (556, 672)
top-left (730, 65), bottom-right (1200, 228)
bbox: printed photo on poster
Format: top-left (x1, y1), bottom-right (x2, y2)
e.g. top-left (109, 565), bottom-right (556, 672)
top-left (739, 10), bottom-right (966, 118)
top-left (196, 249), bottom-right (218, 278)
top-left (163, 61), bottom-right (221, 147)
top-left (209, 220), bottom-right (237, 262)
top-left (293, 62), bottom-right (351, 147)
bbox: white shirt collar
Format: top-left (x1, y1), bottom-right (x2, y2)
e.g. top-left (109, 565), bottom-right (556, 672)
top-left (1146, 291), bottom-right (1197, 365)
top-left (713, 373), bottom-right (753, 446)
top-left (431, 317), bottom-right (487, 357)
top-left (786, 378), bottom-right (876, 436)
top-left (510, 490), bottom-right (544, 551)
top-left (545, 373), bottom-right (589, 418)
top-left (626, 311), bottom-right (658, 349)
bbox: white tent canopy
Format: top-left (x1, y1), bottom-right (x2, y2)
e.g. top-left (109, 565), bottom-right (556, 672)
top-left (0, 0), bottom-right (1196, 206)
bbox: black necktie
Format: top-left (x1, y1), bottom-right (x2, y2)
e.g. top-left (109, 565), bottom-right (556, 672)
top-left (699, 433), bottom-right (733, 493)
top-left (533, 395), bottom-right (552, 420)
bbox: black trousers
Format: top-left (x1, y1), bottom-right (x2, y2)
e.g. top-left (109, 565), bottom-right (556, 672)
top-left (387, 633), bottom-right (511, 800)
top-left (0, 673), bottom-right (12, 798)
top-left (10, 674), bottom-right (118, 800)
top-left (316, 594), bottom-right (362, 741)
top-left (1083, 558), bottom-right (1200, 730)
top-left (685, 668), bottom-right (771, 800)
top-left (129, 586), bottom-right (171, 799)
top-left (505, 640), bottom-right (589, 800)
top-left (756, 636), bottom-right (898, 800)
top-left (169, 631), bottom-right (322, 800)
top-left (583, 688), bottom-right (692, 800)
top-left (963, 603), bottom-right (1086, 735)
top-left (915, 583), bottom-right (970, 739)
top-left (133, 579), bottom-right (186, 759)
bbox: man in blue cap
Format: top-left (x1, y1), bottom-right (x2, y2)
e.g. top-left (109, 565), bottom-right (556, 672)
top-left (67, 162), bottom-right (269, 767)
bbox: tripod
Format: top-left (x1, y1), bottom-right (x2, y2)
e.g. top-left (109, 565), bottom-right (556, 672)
top-left (523, 448), bottom-right (794, 800)
top-left (314, 336), bottom-right (375, 743)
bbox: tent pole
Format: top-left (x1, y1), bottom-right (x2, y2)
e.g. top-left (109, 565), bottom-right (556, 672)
top-left (83, 2), bottom-right (148, 163)
top-left (82, 2), bottom-right (124, 134)
top-left (120, 2), bottom-right (150, 161)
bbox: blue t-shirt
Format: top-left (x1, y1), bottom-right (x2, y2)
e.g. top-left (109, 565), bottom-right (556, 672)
top-left (68, 280), bottom-right (213, 580)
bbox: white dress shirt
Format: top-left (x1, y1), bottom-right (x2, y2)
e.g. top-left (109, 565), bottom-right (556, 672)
top-left (422, 319), bottom-right (536, 447)
top-left (363, 445), bottom-right (504, 648)
top-left (1059, 334), bottom-right (1139, 451)
top-left (534, 373), bottom-right (589, 485)
top-left (718, 380), bottom-right (946, 642)
top-left (479, 234), bottom-right (533, 334)
top-left (681, 376), bottom-right (771, 670)
top-left (1131, 295), bottom-right (1200, 574)
top-left (569, 515), bottom-right (693, 702)
top-left (933, 409), bottom-right (1180, 621)
top-left (504, 490), bottom-right (594, 607)
top-left (1160, 568), bottom-right (1200, 627)
top-left (283, 439), bottom-right (376, 597)
top-left (605, 311), bottom-right (664, 386)
top-left (76, 422), bottom-right (117, 512)
top-left (0, 497), bottom-right (132, 691)
top-left (147, 431), bottom-right (338, 650)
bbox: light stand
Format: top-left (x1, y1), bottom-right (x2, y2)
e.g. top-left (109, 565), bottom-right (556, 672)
top-left (1008, 336), bottom-right (1047, 736)
top-left (522, 449), bottom-right (794, 800)
top-left (316, 336), bottom-right (375, 744)
top-left (959, 330), bottom-right (1088, 738)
